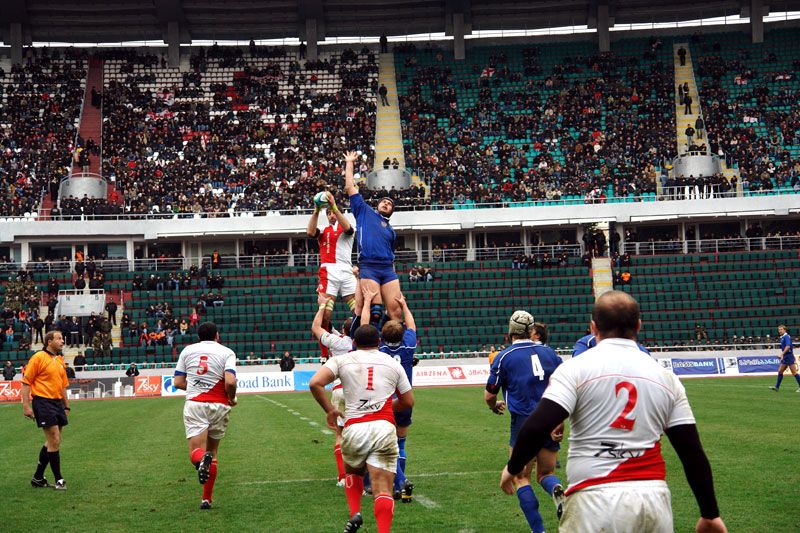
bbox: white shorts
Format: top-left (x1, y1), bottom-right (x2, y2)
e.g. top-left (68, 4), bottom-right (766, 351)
top-left (561, 480), bottom-right (672, 533)
top-left (183, 400), bottom-right (231, 440)
top-left (318, 264), bottom-right (357, 298)
top-left (341, 420), bottom-right (398, 473)
top-left (331, 386), bottom-right (345, 427)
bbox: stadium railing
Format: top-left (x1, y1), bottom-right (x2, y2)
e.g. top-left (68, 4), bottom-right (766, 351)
top-left (621, 235), bottom-right (800, 255)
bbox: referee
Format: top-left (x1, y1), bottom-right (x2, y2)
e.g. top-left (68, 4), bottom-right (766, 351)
top-left (22, 331), bottom-right (70, 490)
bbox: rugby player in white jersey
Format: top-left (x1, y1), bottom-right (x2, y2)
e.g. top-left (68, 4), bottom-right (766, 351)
top-left (309, 324), bottom-right (414, 533)
top-left (499, 291), bottom-right (727, 533)
top-left (312, 292), bottom-right (355, 486)
top-left (307, 191), bottom-right (358, 357)
top-left (173, 322), bottom-right (237, 510)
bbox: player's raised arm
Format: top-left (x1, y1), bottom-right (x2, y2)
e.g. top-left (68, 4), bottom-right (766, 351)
top-left (396, 293), bottom-right (416, 331)
top-left (326, 192), bottom-right (352, 234)
top-left (360, 283), bottom-right (379, 324)
top-left (312, 293), bottom-right (333, 340)
top-left (306, 203), bottom-right (321, 237)
top-left (344, 151), bottom-right (359, 196)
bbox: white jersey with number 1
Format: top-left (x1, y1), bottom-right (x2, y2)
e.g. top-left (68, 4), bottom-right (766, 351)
top-left (175, 340), bottom-right (237, 404)
top-left (323, 348), bottom-right (411, 426)
top-left (543, 338), bottom-right (695, 496)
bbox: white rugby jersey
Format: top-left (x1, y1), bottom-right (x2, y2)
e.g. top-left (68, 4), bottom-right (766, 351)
top-left (175, 340), bottom-right (237, 404)
top-left (318, 216), bottom-right (356, 268)
top-left (320, 329), bottom-right (353, 390)
top-left (323, 348), bottom-right (411, 427)
top-left (543, 338), bottom-right (695, 495)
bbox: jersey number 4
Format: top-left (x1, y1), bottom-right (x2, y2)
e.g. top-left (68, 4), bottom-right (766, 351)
top-left (530, 355), bottom-right (545, 381)
top-left (610, 381), bottom-right (637, 431)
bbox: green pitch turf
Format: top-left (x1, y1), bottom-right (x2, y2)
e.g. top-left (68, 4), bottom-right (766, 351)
top-left (0, 377), bottom-right (797, 532)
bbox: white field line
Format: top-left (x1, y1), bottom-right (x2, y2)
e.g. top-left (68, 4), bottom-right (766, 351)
top-left (254, 395), bottom-right (332, 437)
top-left (239, 469), bottom-right (497, 486)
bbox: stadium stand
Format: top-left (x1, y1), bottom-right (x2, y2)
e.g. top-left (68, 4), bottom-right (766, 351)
top-left (0, 49), bottom-right (87, 218)
top-left (394, 37), bottom-right (676, 208)
top-left (101, 46), bottom-right (378, 215)
top-left (694, 28), bottom-right (800, 196)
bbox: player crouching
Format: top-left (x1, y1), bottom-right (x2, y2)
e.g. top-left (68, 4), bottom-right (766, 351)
top-left (310, 325), bottom-right (414, 533)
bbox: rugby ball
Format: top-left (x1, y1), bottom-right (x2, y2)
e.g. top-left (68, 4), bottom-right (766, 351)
top-left (314, 191), bottom-right (330, 208)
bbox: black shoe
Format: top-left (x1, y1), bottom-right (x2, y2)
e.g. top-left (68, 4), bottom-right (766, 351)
top-left (198, 452), bottom-right (213, 485)
top-left (199, 499), bottom-right (212, 510)
top-left (53, 479), bottom-right (67, 491)
top-left (343, 512), bottom-right (362, 533)
top-left (393, 489), bottom-right (401, 500)
top-left (31, 477), bottom-right (50, 488)
top-left (401, 480), bottom-right (414, 503)
top-left (552, 483), bottom-right (565, 520)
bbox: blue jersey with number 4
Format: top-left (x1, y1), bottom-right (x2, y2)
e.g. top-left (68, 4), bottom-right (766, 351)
top-left (486, 340), bottom-right (562, 416)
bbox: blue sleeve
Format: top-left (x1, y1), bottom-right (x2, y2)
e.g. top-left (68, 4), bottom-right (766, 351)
top-left (486, 354), bottom-right (504, 393)
top-left (349, 193), bottom-right (365, 217)
top-left (637, 343), bottom-right (651, 355)
top-left (174, 370), bottom-right (187, 376)
top-left (572, 341), bottom-right (589, 357)
top-left (404, 329), bottom-right (417, 350)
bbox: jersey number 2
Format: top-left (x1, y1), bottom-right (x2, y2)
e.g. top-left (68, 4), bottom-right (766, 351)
top-left (610, 381), bottom-right (637, 431)
top-left (197, 355), bottom-right (209, 376)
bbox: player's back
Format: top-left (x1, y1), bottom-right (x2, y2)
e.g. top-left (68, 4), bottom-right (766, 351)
top-left (324, 348), bottom-right (411, 425)
top-left (380, 328), bottom-right (417, 383)
top-left (489, 340), bottom-right (562, 415)
top-left (545, 338), bottom-right (695, 493)
top-left (176, 340), bottom-right (237, 404)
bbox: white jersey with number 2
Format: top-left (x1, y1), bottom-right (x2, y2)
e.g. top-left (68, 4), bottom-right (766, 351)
top-left (175, 340), bottom-right (237, 404)
top-left (543, 338), bottom-right (695, 495)
top-left (323, 348), bottom-right (411, 427)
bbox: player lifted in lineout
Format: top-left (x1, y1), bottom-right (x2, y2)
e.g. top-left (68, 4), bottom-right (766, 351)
top-left (173, 322), bottom-right (238, 510)
top-left (310, 325), bottom-right (414, 533)
top-left (311, 292), bottom-right (356, 486)
top-left (307, 191), bottom-right (358, 357)
top-left (342, 151), bottom-right (403, 323)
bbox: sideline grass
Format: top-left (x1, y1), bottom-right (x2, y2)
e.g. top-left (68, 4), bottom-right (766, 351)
top-left (0, 377), bottom-right (796, 532)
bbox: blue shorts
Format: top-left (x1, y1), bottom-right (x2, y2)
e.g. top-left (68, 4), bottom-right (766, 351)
top-left (395, 407), bottom-right (413, 427)
top-left (510, 411), bottom-right (560, 451)
top-left (781, 354), bottom-right (796, 366)
top-left (359, 262), bottom-right (398, 285)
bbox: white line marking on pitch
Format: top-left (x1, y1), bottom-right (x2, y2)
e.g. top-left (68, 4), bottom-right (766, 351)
top-left (239, 470), bottom-right (496, 486)
top-left (255, 395), bottom-right (331, 437)
top-left (415, 495), bottom-right (440, 509)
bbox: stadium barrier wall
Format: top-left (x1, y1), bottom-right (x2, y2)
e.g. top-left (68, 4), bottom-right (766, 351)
top-left (1, 354), bottom-right (790, 402)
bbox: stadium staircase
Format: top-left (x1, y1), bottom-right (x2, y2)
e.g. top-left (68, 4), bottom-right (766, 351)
top-left (78, 57), bottom-right (104, 175)
top-left (672, 43), bottom-right (741, 195)
top-left (591, 257), bottom-right (613, 300)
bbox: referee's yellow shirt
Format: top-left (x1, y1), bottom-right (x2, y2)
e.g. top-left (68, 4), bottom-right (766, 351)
top-left (22, 351), bottom-right (69, 399)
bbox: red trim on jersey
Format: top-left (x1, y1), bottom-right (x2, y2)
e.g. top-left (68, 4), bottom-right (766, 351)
top-left (317, 266), bottom-right (329, 294)
top-left (344, 398), bottom-right (395, 427)
top-left (565, 441), bottom-right (666, 496)
top-left (319, 224), bottom-right (345, 265)
top-left (191, 379), bottom-right (230, 405)
top-left (333, 384), bottom-right (343, 390)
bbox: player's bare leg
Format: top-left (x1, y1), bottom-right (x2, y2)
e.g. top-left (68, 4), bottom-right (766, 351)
top-left (187, 430), bottom-right (220, 508)
top-left (379, 280), bottom-right (403, 321)
top-left (366, 464), bottom-right (396, 533)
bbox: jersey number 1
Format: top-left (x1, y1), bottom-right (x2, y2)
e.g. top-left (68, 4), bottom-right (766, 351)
top-left (365, 366), bottom-right (374, 391)
top-left (197, 355), bottom-right (209, 376)
top-left (610, 381), bottom-right (637, 431)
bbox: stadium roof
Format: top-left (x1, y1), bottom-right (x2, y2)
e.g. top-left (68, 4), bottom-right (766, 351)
top-left (1, 0), bottom-right (799, 45)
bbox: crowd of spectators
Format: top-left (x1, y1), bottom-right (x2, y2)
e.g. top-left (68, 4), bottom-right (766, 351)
top-left (511, 251), bottom-right (572, 269)
top-left (52, 196), bottom-right (123, 218)
top-left (0, 48), bottom-right (87, 217)
top-left (101, 46), bottom-right (378, 215)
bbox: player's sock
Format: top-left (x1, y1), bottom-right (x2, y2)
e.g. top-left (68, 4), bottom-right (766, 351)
top-left (794, 374), bottom-right (800, 387)
top-left (373, 492), bottom-right (395, 533)
top-left (362, 471), bottom-right (371, 491)
top-left (516, 485), bottom-right (545, 533)
top-left (334, 444), bottom-right (345, 481)
top-left (344, 474), bottom-right (364, 516)
top-left (539, 474), bottom-right (562, 497)
top-left (34, 445), bottom-right (49, 479)
top-left (190, 447), bottom-right (205, 467)
top-left (346, 298), bottom-right (356, 312)
top-left (202, 459), bottom-right (218, 502)
top-left (393, 437), bottom-right (407, 492)
top-left (48, 451), bottom-right (63, 482)
top-left (775, 373), bottom-right (784, 390)
top-left (369, 304), bottom-right (383, 327)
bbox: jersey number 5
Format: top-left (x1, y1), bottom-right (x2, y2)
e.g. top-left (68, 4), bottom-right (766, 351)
top-left (197, 355), bottom-right (209, 376)
top-left (610, 381), bottom-right (637, 431)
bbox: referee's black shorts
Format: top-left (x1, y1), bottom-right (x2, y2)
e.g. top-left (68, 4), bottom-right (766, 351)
top-left (32, 397), bottom-right (69, 428)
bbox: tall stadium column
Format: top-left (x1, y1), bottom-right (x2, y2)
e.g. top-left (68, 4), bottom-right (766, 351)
top-left (167, 21), bottom-right (180, 68)
top-left (372, 51), bottom-right (410, 188)
top-left (597, 2), bottom-right (610, 53)
top-left (126, 240), bottom-right (135, 271)
top-left (9, 22), bottom-right (23, 65)
top-left (750, 0), bottom-right (764, 44)
top-left (305, 19), bottom-right (319, 62)
top-left (453, 13), bottom-right (466, 60)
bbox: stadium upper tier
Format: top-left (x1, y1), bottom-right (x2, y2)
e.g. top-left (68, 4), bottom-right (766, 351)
top-left (695, 28), bottom-right (800, 197)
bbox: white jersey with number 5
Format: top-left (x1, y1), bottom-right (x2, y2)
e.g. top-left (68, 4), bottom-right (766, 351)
top-left (323, 348), bottom-right (411, 427)
top-left (543, 338), bottom-right (695, 495)
top-left (175, 340), bottom-right (237, 404)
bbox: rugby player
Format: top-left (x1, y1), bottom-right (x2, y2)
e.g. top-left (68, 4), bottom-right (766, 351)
top-left (770, 324), bottom-right (800, 391)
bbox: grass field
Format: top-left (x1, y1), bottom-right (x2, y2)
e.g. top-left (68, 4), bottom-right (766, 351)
top-left (0, 377), bottom-right (797, 532)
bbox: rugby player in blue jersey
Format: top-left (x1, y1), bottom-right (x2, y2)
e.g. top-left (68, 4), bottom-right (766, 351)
top-left (485, 311), bottom-right (565, 532)
top-left (379, 293), bottom-right (418, 502)
top-left (573, 330), bottom-right (651, 357)
top-left (343, 151), bottom-right (403, 322)
top-left (770, 324), bottom-right (800, 392)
